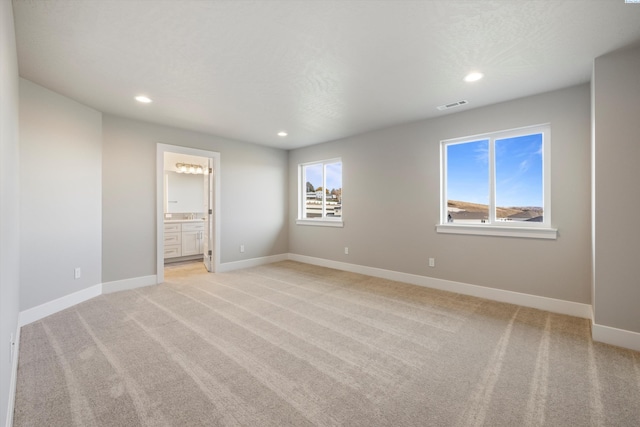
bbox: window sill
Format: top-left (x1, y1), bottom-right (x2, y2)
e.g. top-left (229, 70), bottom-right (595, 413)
top-left (436, 224), bottom-right (557, 239)
top-left (296, 219), bottom-right (344, 228)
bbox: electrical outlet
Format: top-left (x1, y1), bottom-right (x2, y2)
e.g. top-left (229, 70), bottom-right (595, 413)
top-left (344, 247), bottom-right (349, 255)
top-left (74, 267), bottom-right (81, 279)
top-left (429, 258), bottom-right (435, 268)
top-left (240, 245), bottom-right (245, 253)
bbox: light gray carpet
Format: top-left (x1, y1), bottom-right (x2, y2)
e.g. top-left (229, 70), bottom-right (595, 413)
top-left (13, 261), bottom-right (640, 426)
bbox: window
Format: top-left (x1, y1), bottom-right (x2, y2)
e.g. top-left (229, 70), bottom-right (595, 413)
top-left (297, 158), bottom-right (343, 227)
top-left (438, 124), bottom-right (556, 239)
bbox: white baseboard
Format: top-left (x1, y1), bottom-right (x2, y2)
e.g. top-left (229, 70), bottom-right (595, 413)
top-left (288, 254), bottom-right (593, 319)
top-left (102, 275), bottom-right (157, 294)
top-left (592, 321), bottom-right (640, 352)
top-left (18, 283), bottom-right (102, 327)
top-left (5, 325), bottom-right (20, 427)
top-left (218, 253), bottom-right (289, 273)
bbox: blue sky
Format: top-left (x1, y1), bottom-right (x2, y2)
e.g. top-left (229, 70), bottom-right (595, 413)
top-left (446, 140), bottom-right (489, 205)
top-left (305, 162), bottom-right (342, 191)
top-left (447, 134), bottom-right (543, 207)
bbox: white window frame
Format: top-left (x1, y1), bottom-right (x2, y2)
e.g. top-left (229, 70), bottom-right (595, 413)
top-left (437, 124), bottom-right (557, 239)
top-left (296, 158), bottom-right (343, 227)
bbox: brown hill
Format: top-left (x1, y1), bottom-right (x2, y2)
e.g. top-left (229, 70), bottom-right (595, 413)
top-left (447, 200), bottom-right (542, 219)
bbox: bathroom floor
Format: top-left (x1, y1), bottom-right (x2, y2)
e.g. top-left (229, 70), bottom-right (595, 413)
top-left (164, 259), bottom-right (207, 281)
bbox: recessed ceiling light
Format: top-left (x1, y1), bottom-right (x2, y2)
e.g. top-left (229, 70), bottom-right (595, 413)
top-left (277, 131), bottom-right (288, 137)
top-left (464, 72), bottom-right (484, 83)
top-left (135, 95), bottom-right (152, 103)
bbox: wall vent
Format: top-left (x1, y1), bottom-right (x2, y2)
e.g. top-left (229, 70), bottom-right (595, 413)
top-left (437, 100), bottom-right (468, 111)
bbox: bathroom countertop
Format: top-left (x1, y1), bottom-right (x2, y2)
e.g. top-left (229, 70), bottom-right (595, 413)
top-left (164, 219), bottom-right (206, 223)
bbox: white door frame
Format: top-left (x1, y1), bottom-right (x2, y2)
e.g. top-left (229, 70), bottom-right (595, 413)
top-left (156, 143), bottom-right (221, 283)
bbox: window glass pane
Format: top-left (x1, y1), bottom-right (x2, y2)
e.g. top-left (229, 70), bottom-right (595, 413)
top-left (325, 162), bottom-right (342, 217)
top-left (495, 134), bottom-right (543, 222)
top-left (446, 140), bottom-right (489, 223)
top-left (304, 163), bottom-right (323, 218)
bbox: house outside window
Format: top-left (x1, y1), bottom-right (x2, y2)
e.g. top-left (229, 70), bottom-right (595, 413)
top-left (437, 124), bottom-right (556, 239)
top-left (297, 159), bottom-right (343, 227)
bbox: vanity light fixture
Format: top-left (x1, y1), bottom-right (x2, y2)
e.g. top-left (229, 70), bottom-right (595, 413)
top-left (135, 95), bottom-right (153, 103)
top-left (175, 163), bottom-right (205, 174)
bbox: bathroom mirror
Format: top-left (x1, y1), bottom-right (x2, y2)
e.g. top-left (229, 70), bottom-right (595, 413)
top-left (165, 171), bottom-right (205, 213)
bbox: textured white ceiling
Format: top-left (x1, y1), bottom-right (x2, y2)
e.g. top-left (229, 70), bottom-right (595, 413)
top-left (12, 0), bottom-right (640, 149)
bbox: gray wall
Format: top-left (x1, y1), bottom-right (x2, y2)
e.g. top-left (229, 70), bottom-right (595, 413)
top-left (593, 46), bottom-right (640, 333)
top-left (0, 1), bottom-right (20, 424)
top-left (19, 79), bottom-right (103, 311)
top-left (102, 115), bottom-right (288, 282)
top-left (289, 84), bottom-right (592, 304)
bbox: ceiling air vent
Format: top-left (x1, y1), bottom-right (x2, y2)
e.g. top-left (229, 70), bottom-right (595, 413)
top-left (437, 100), bottom-right (468, 111)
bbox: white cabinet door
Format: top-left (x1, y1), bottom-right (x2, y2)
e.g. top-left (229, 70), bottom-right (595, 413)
top-left (182, 222), bottom-right (204, 256)
top-left (182, 231), bottom-right (201, 256)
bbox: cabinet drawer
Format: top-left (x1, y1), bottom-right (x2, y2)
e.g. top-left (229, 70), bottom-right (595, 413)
top-left (164, 232), bottom-right (181, 245)
top-left (164, 223), bottom-right (181, 233)
top-left (182, 222), bottom-right (205, 232)
top-left (164, 245), bottom-right (181, 258)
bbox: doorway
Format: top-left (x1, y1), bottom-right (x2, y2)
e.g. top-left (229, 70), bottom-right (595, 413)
top-left (156, 144), bottom-right (221, 284)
